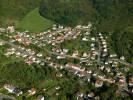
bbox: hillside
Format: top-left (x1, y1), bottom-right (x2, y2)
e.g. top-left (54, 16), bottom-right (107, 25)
top-left (0, 0), bottom-right (40, 26)
top-left (19, 8), bottom-right (54, 32)
top-left (39, 0), bottom-right (133, 32)
top-left (39, 0), bottom-right (96, 26)
top-left (39, 0), bottom-right (133, 63)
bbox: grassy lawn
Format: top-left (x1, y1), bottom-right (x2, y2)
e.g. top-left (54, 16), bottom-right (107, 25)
top-left (39, 79), bottom-right (57, 89)
top-left (60, 37), bottom-right (91, 55)
top-left (18, 8), bottom-right (54, 33)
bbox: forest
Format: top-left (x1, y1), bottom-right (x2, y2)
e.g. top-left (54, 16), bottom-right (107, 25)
top-left (0, 0), bottom-right (40, 26)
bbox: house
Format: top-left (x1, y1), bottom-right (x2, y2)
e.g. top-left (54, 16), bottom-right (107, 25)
top-left (4, 84), bottom-right (15, 93)
top-left (76, 92), bottom-right (85, 100)
top-left (14, 35), bottom-right (21, 42)
top-left (91, 37), bottom-right (95, 41)
top-left (91, 48), bottom-right (95, 51)
top-left (4, 84), bottom-right (22, 96)
top-left (0, 41), bottom-right (5, 46)
top-left (59, 25), bottom-right (63, 29)
top-left (91, 56), bottom-right (96, 60)
top-left (90, 43), bottom-right (95, 47)
top-left (88, 22), bottom-right (92, 28)
top-left (23, 39), bottom-right (31, 46)
top-left (43, 88), bottom-right (47, 92)
top-left (52, 26), bottom-right (57, 30)
top-left (110, 54), bottom-right (117, 58)
top-left (25, 58), bottom-right (33, 65)
top-left (0, 28), bottom-right (6, 33)
top-left (40, 62), bottom-right (45, 66)
top-left (82, 37), bottom-right (89, 41)
top-left (55, 86), bottom-right (60, 90)
top-left (35, 59), bottom-right (41, 64)
top-left (9, 39), bottom-right (16, 43)
top-left (105, 62), bottom-right (109, 65)
top-left (102, 41), bottom-right (107, 45)
top-left (106, 67), bottom-right (111, 73)
top-left (56, 93), bottom-right (59, 96)
top-left (16, 52), bottom-right (21, 56)
top-left (37, 95), bottom-right (44, 100)
top-left (22, 54), bottom-right (28, 58)
top-left (7, 26), bottom-right (15, 33)
top-left (56, 73), bottom-right (63, 78)
top-left (99, 36), bottom-right (104, 39)
top-left (87, 77), bottom-right (91, 82)
top-left (72, 50), bottom-right (79, 57)
top-left (99, 33), bottom-right (102, 36)
top-left (99, 66), bottom-right (105, 71)
top-left (116, 76), bottom-right (126, 87)
top-left (28, 88), bottom-right (36, 96)
top-left (74, 71), bottom-right (79, 75)
top-left (77, 93), bottom-right (84, 98)
top-left (85, 32), bottom-right (90, 35)
top-left (120, 56), bottom-right (125, 60)
top-left (53, 24), bottom-right (57, 27)
top-left (37, 53), bottom-right (43, 57)
top-left (83, 26), bottom-right (89, 29)
top-left (63, 49), bottom-right (69, 53)
top-left (76, 25), bottom-right (82, 29)
top-left (102, 53), bottom-right (107, 57)
top-left (103, 47), bottom-right (107, 52)
top-left (88, 92), bottom-right (95, 98)
top-left (128, 75), bottom-right (133, 87)
top-left (82, 52), bottom-right (88, 57)
top-left (87, 70), bottom-right (92, 74)
top-left (103, 44), bottom-right (107, 48)
top-left (57, 56), bottom-right (66, 59)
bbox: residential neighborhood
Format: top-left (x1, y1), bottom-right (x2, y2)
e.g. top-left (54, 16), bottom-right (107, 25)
top-left (0, 23), bottom-right (132, 100)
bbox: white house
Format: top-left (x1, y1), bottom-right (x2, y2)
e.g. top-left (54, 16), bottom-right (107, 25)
top-left (7, 26), bottom-right (15, 33)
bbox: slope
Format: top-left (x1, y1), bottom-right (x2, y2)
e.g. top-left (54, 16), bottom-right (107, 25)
top-left (19, 8), bottom-right (54, 33)
top-left (0, 0), bottom-right (40, 26)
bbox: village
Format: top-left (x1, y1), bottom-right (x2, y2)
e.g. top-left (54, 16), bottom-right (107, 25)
top-left (0, 23), bottom-right (133, 100)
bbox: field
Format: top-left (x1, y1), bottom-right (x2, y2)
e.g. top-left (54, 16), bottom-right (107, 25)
top-left (18, 8), bottom-right (54, 33)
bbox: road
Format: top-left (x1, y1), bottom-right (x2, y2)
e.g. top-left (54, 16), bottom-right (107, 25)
top-left (97, 36), bottom-right (102, 66)
top-left (1, 38), bottom-right (133, 85)
top-left (0, 93), bottom-right (16, 100)
top-left (1, 38), bottom-right (132, 67)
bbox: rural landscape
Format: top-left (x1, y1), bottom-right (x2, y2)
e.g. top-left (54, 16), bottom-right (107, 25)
top-left (0, 0), bottom-right (133, 100)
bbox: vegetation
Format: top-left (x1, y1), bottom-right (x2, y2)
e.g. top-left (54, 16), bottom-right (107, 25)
top-left (0, 0), bottom-right (40, 26)
top-left (19, 8), bottom-right (54, 32)
top-left (39, 0), bottom-right (96, 26)
top-left (39, 0), bottom-right (133, 31)
top-left (111, 31), bottom-right (133, 63)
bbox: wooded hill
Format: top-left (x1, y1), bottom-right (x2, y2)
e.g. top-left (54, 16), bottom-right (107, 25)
top-left (0, 0), bottom-right (40, 26)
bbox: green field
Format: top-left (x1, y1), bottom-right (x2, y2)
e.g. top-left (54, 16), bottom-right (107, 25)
top-left (19, 8), bottom-right (54, 33)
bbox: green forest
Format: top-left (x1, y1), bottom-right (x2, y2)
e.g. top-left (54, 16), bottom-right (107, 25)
top-left (0, 0), bottom-right (40, 26)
